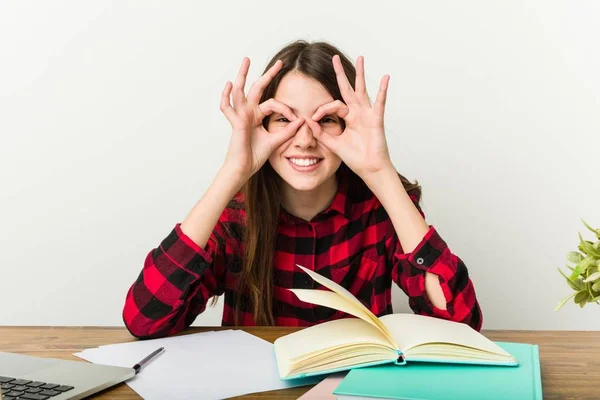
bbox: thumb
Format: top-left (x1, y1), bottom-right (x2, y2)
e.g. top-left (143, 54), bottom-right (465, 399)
top-left (306, 118), bottom-right (340, 154)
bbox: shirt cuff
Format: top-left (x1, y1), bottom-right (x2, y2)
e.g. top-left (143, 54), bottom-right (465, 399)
top-left (174, 223), bottom-right (214, 263)
top-left (395, 225), bottom-right (453, 276)
top-left (156, 223), bottom-right (214, 275)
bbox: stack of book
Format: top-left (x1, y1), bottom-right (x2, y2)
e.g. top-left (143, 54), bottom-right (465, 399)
top-left (276, 265), bottom-right (542, 399)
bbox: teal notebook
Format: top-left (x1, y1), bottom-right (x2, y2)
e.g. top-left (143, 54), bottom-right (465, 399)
top-left (334, 342), bottom-right (542, 400)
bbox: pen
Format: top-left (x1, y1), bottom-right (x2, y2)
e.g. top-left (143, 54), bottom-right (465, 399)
top-left (132, 347), bottom-right (164, 374)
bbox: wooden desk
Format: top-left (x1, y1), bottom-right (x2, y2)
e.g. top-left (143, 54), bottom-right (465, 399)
top-left (1, 328), bottom-right (599, 399)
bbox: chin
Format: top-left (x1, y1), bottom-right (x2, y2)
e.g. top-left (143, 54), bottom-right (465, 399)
top-left (283, 177), bottom-right (326, 192)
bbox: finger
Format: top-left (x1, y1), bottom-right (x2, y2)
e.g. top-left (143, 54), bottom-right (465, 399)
top-left (307, 117), bottom-right (339, 153)
top-left (374, 74), bottom-right (390, 114)
top-left (355, 56), bottom-right (366, 93)
top-left (332, 55), bottom-right (357, 104)
top-left (258, 98), bottom-right (297, 122)
top-left (355, 56), bottom-right (371, 107)
top-left (247, 60), bottom-right (283, 105)
top-left (219, 81), bottom-right (237, 122)
top-left (232, 57), bottom-right (250, 108)
top-left (311, 100), bottom-right (349, 121)
top-left (269, 116), bottom-right (305, 147)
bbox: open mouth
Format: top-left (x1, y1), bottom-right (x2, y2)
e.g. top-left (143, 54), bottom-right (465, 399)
top-left (286, 157), bottom-right (324, 172)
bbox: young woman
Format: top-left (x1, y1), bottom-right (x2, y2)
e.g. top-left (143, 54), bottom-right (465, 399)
top-left (123, 40), bottom-right (482, 339)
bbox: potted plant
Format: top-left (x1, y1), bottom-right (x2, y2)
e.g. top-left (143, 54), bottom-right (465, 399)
top-left (555, 219), bottom-right (600, 311)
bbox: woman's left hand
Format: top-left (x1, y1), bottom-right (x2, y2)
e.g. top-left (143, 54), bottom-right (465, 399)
top-left (308, 55), bottom-right (394, 180)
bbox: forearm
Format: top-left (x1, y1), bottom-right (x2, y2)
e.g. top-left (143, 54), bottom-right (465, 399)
top-left (123, 225), bottom-right (218, 339)
top-left (180, 166), bottom-right (247, 249)
top-left (364, 166), bottom-right (447, 310)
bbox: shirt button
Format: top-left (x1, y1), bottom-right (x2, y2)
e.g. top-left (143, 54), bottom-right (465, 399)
top-left (198, 261), bottom-right (206, 269)
top-left (416, 257), bottom-right (424, 265)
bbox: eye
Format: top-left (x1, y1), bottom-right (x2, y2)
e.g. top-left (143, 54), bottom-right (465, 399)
top-left (320, 116), bottom-right (337, 123)
top-left (275, 117), bottom-right (290, 123)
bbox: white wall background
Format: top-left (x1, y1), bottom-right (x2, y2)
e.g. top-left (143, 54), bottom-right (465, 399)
top-left (1, 0), bottom-right (599, 330)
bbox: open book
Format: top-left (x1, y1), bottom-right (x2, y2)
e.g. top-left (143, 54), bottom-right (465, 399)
top-left (274, 265), bottom-right (518, 380)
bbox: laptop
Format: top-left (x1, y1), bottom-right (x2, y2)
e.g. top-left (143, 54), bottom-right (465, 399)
top-left (0, 351), bottom-right (134, 400)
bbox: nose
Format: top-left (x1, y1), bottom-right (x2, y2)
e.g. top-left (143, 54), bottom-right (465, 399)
top-left (292, 119), bottom-right (316, 148)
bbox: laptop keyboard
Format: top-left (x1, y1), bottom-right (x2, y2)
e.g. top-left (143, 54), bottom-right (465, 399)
top-left (0, 377), bottom-right (74, 400)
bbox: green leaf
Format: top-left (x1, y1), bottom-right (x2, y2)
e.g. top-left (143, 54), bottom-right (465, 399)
top-left (567, 251), bottom-right (583, 264)
top-left (559, 267), bottom-right (584, 290)
top-left (569, 256), bottom-right (593, 280)
top-left (579, 233), bottom-right (600, 258)
top-left (588, 281), bottom-right (595, 299)
top-left (575, 290), bottom-right (589, 306)
top-left (581, 218), bottom-right (600, 239)
top-left (593, 281), bottom-right (600, 292)
top-left (555, 292), bottom-right (576, 311)
top-left (583, 272), bottom-right (600, 283)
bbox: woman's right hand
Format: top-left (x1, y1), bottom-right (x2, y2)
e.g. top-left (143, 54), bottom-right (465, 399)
top-left (220, 57), bottom-right (305, 180)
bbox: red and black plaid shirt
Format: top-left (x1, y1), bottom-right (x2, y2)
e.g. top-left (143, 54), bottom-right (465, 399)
top-left (123, 169), bottom-right (482, 339)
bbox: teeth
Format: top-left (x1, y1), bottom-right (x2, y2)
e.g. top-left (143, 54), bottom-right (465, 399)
top-left (290, 158), bottom-right (320, 167)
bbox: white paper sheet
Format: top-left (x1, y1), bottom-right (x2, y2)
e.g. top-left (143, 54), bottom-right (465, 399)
top-left (74, 329), bottom-right (319, 399)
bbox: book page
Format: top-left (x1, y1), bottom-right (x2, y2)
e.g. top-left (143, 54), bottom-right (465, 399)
top-left (294, 265), bottom-right (397, 347)
top-left (380, 314), bottom-right (513, 358)
top-left (275, 318), bottom-right (392, 361)
top-left (274, 318), bottom-right (395, 377)
top-left (289, 289), bottom-right (381, 328)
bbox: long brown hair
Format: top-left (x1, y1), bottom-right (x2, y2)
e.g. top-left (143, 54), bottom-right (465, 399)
top-left (234, 40), bottom-right (421, 325)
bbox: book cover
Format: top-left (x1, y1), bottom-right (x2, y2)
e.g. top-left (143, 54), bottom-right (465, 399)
top-left (334, 341), bottom-right (542, 400)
